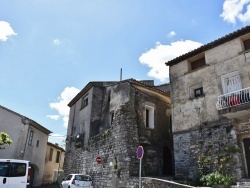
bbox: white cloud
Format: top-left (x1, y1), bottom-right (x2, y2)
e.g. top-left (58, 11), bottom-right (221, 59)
top-left (220, 0), bottom-right (250, 24)
top-left (139, 40), bottom-right (202, 82)
top-left (46, 115), bottom-right (60, 120)
top-left (48, 87), bottom-right (80, 127)
top-left (167, 31), bottom-right (176, 38)
top-left (0, 21), bottom-right (17, 42)
top-left (53, 39), bottom-right (61, 45)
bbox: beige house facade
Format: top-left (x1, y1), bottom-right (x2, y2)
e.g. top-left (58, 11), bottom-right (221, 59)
top-left (42, 142), bottom-right (65, 185)
top-left (0, 105), bottom-right (52, 186)
top-left (166, 26), bottom-right (250, 180)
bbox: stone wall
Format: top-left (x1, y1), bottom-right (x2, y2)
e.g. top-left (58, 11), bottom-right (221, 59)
top-left (174, 120), bottom-right (243, 180)
top-left (64, 102), bottom-right (139, 188)
top-left (64, 81), bottom-right (172, 187)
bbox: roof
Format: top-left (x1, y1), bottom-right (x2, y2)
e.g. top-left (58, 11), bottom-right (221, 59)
top-left (127, 79), bottom-right (170, 97)
top-left (68, 79), bottom-right (170, 107)
top-left (68, 81), bottom-right (119, 107)
top-left (47, 142), bottom-right (65, 152)
top-left (166, 25), bottom-right (250, 66)
top-left (0, 105), bottom-right (52, 135)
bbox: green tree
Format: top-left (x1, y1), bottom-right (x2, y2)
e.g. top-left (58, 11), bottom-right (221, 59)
top-left (0, 132), bottom-right (12, 148)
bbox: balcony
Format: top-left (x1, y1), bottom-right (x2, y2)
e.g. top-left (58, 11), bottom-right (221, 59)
top-left (216, 87), bottom-right (250, 121)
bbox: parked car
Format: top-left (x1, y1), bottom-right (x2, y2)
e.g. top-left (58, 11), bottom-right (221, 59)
top-left (61, 174), bottom-right (93, 188)
top-left (0, 159), bottom-right (31, 188)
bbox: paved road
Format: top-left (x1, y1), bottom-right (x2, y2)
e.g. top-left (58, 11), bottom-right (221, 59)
top-left (34, 185), bottom-right (60, 188)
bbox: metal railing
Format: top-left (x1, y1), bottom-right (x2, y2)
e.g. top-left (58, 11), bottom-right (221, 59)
top-left (216, 87), bottom-right (250, 110)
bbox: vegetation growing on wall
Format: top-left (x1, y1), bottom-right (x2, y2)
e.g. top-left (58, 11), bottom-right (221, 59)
top-left (196, 141), bottom-right (237, 187)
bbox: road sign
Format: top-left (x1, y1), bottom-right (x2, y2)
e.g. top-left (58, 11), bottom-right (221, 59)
top-left (96, 156), bottom-right (102, 163)
top-left (136, 146), bottom-right (144, 159)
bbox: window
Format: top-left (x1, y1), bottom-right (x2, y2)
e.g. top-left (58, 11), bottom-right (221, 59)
top-left (243, 38), bottom-right (250, 51)
top-left (9, 163), bottom-right (26, 177)
top-left (108, 90), bottom-right (111, 102)
top-left (190, 83), bottom-right (204, 99)
top-left (36, 140), bottom-right (39, 147)
top-left (0, 162), bottom-right (27, 177)
top-left (145, 106), bottom-right (154, 129)
top-left (49, 148), bottom-right (53, 161)
top-left (28, 130), bottom-right (33, 146)
top-left (81, 96), bottom-right (88, 109)
top-left (0, 162), bottom-right (10, 176)
top-left (56, 151), bottom-right (60, 163)
top-left (190, 57), bottom-right (206, 71)
top-left (221, 71), bottom-right (242, 94)
top-left (66, 175), bottom-right (73, 181)
top-left (110, 113), bottom-right (114, 125)
top-left (194, 87), bottom-right (203, 97)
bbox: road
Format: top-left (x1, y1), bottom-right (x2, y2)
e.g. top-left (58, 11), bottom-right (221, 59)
top-left (35, 185), bottom-right (60, 188)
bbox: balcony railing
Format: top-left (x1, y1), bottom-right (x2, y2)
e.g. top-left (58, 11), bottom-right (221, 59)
top-left (216, 87), bottom-right (250, 110)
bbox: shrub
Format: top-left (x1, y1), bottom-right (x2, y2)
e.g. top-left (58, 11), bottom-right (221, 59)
top-left (200, 171), bottom-right (235, 187)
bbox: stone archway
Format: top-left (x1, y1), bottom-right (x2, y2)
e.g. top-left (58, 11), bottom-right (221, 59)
top-left (30, 163), bottom-right (39, 187)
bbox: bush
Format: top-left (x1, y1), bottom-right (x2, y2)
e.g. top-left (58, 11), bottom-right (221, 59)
top-left (200, 171), bottom-right (235, 187)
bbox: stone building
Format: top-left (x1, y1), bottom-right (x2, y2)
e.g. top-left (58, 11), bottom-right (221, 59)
top-left (0, 105), bottom-right (52, 186)
top-left (42, 142), bottom-right (65, 185)
top-left (166, 26), bottom-right (250, 180)
top-left (63, 79), bottom-right (172, 187)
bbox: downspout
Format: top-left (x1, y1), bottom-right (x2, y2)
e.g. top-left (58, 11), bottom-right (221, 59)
top-left (21, 117), bottom-right (30, 160)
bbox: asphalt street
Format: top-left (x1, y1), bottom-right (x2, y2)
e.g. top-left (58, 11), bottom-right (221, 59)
top-left (35, 185), bottom-right (60, 188)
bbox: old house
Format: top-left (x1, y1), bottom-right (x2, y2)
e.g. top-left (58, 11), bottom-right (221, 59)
top-left (42, 142), bottom-right (65, 185)
top-left (166, 26), bottom-right (250, 180)
top-left (0, 105), bottom-right (52, 186)
top-left (63, 79), bottom-right (172, 187)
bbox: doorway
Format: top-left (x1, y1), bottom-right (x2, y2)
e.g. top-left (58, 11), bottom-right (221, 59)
top-left (163, 146), bottom-right (173, 175)
top-left (243, 138), bottom-right (250, 178)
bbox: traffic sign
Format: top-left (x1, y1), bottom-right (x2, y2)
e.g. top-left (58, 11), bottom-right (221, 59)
top-left (96, 156), bottom-right (102, 163)
top-left (136, 146), bottom-right (144, 159)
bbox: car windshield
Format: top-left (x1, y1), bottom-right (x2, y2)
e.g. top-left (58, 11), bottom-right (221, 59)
top-left (75, 175), bottom-right (92, 181)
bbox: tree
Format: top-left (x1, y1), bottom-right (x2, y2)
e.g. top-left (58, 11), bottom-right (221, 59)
top-left (0, 132), bottom-right (12, 149)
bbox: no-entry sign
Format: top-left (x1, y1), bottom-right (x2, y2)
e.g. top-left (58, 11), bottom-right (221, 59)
top-left (96, 156), bottom-right (102, 163)
top-left (136, 146), bottom-right (144, 159)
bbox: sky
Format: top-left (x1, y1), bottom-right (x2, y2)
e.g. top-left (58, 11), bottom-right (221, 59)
top-left (1, 0), bottom-right (250, 147)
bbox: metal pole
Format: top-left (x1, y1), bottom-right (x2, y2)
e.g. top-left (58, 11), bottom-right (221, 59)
top-left (139, 158), bottom-right (142, 188)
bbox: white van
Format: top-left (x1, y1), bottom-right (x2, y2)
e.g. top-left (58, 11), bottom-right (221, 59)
top-left (0, 159), bottom-right (31, 188)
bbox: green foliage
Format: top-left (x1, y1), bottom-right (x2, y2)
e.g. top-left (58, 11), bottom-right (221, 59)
top-left (75, 142), bottom-right (83, 148)
top-left (200, 171), bottom-right (235, 187)
top-left (0, 132), bottom-right (12, 147)
top-left (117, 168), bottom-right (122, 179)
top-left (225, 144), bottom-right (238, 154)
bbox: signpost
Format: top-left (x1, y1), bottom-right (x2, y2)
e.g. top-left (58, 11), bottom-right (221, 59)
top-left (136, 146), bottom-right (144, 188)
top-left (96, 156), bottom-right (102, 164)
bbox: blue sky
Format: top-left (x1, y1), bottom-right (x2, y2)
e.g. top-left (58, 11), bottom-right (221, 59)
top-left (0, 0), bottom-right (249, 146)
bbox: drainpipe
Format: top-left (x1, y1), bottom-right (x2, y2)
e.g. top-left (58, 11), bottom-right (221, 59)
top-left (21, 117), bottom-right (30, 159)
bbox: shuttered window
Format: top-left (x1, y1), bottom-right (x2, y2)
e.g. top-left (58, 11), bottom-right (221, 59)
top-left (190, 57), bottom-right (206, 70)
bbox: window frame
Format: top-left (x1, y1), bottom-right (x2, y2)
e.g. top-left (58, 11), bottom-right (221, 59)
top-left (56, 151), bottom-right (60, 163)
top-left (243, 38), bottom-right (250, 51)
top-left (189, 83), bottom-right (204, 99)
top-left (49, 148), bottom-right (53, 161)
top-left (145, 105), bottom-right (154, 129)
top-left (221, 71), bottom-right (242, 94)
top-left (194, 87), bottom-right (204, 98)
top-left (28, 130), bottom-right (34, 146)
top-left (81, 95), bottom-right (89, 109)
